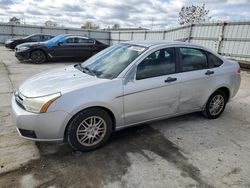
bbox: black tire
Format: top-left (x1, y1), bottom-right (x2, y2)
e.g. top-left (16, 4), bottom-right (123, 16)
top-left (202, 90), bottom-right (227, 119)
top-left (67, 108), bottom-right (113, 152)
top-left (30, 50), bottom-right (46, 64)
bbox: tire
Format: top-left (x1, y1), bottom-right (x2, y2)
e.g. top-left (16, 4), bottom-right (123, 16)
top-left (202, 90), bottom-right (227, 119)
top-left (67, 108), bottom-right (113, 152)
top-left (30, 50), bottom-right (46, 64)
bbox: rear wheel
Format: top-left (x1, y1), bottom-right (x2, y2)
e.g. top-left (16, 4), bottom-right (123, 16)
top-left (30, 50), bottom-right (46, 64)
top-left (203, 90), bottom-right (227, 119)
top-left (67, 108), bottom-right (113, 152)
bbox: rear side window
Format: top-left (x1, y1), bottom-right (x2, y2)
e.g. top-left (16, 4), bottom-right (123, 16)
top-left (179, 48), bottom-right (207, 72)
top-left (207, 52), bottom-right (223, 67)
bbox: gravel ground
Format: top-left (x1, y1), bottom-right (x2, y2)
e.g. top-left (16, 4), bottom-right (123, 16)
top-left (0, 46), bottom-right (250, 188)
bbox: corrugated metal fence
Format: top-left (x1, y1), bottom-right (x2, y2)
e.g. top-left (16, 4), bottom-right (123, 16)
top-left (0, 23), bottom-right (110, 45)
top-left (1, 22), bottom-right (250, 61)
top-left (110, 22), bottom-right (250, 62)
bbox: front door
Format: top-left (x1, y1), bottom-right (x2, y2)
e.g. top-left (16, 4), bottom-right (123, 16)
top-left (123, 47), bottom-right (181, 125)
top-left (49, 36), bottom-right (76, 58)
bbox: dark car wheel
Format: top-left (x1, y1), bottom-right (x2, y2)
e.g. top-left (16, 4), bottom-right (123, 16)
top-left (30, 50), bottom-right (46, 64)
top-left (203, 90), bottom-right (227, 119)
top-left (67, 108), bottom-right (113, 152)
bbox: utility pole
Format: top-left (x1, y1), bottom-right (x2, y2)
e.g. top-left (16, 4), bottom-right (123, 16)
top-left (151, 17), bottom-right (154, 30)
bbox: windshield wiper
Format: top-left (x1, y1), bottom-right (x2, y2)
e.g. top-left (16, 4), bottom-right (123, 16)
top-left (79, 64), bottom-right (96, 76)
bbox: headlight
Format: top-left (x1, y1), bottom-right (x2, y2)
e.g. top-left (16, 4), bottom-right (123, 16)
top-left (22, 92), bottom-right (61, 113)
top-left (17, 46), bottom-right (30, 52)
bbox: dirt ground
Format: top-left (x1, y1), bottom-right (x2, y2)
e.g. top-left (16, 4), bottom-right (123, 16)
top-left (0, 46), bottom-right (250, 188)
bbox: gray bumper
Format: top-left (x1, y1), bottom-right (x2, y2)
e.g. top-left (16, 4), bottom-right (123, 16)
top-left (11, 96), bottom-right (73, 141)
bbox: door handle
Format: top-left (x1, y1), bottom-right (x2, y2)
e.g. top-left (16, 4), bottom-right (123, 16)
top-left (205, 70), bottom-right (214, 75)
top-left (165, 77), bottom-right (177, 83)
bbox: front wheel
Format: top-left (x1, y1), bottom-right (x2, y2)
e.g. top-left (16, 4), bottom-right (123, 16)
top-left (67, 108), bottom-right (113, 152)
top-left (203, 90), bottom-right (227, 119)
top-left (30, 50), bottom-right (46, 64)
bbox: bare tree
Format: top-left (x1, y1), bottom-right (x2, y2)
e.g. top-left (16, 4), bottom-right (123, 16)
top-left (81, 21), bottom-right (99, 29)
top-left (179, 4), bottom-right (210, 25)
top-left (9, 17), bottom-right (20, 24)
top-left (112, 24), bottom-right (120, 29)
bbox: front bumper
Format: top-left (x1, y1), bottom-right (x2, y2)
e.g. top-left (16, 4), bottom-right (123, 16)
top-left (11, 96), bottom-right (73, 141)
top-left (15, 51), bottom-right (30, 61)
top-left (5, 43), bottom-right (11, 48)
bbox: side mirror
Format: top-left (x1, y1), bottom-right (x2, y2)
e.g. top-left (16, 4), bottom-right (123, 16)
top-left (57, 42), bottom-right (63, 46)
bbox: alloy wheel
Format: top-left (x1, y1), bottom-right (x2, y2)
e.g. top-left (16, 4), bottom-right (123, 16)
top-left (76, 116), bottom-right (107, 146)
top-left (209, 95), bottom-right (225, 116)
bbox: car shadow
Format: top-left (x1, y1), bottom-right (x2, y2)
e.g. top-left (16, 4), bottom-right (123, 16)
top-left (0, 113), bottom-right (212, 188)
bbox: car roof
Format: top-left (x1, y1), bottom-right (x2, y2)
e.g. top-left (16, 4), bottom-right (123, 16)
top-left (30, 33), bottom-right (54, 36)
top-left (63, 34), bottom-right (89, 39)
top-left (122, 40), bottom-right (205, 49)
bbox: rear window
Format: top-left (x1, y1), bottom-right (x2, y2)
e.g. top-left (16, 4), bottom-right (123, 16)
top-left (207, 52), bottom-right (223, 67)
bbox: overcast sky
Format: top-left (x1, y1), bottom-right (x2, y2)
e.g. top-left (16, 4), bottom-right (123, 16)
top-left (0, 0), bottom-right (250, 29)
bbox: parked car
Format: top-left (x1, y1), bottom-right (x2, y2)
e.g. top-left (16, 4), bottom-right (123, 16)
top-left (12, 41), bottom-right (241, 151)
top-left (14, 34), bottom-right (109, 63)
top-left (5, 33), bottom-right (54, 49)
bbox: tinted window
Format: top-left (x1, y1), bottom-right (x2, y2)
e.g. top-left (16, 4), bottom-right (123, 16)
top-left (207, 52), bottom-right (223, 67)
top-left (136, 48), bottom-right (176, 80)
top-left (29, 35), bottom-right (41, 41)
top-left (65, 37), bottom-right (75, 43)
top-left (76, 38), bottom-right (94, 44)
top-left (43, 35), bottom-right (52, 41)
top-left (180, 48), bottom-right (207, 72)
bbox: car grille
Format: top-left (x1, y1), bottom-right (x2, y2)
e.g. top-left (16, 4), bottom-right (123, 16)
top-left (15, 91), bottom-right (25, 110)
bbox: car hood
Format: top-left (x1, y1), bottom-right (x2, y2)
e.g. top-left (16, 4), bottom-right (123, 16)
top-left (17, 42), bottom-right (46, 48)
top-left (18, 65), bottom-right (103, 97)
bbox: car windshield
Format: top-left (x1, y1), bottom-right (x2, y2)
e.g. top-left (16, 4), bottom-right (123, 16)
top-left (47, 35), bottom-right (66, 43)
top-left (80, 44), bottom-right (147, 79)
top-left (24, 34), bottom-right (35, 39)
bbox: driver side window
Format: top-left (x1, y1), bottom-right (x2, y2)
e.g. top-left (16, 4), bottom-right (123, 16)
top-left (65, 37), bottom-right (75, 44)
top-left (136, 48), bottom-right (176, 80)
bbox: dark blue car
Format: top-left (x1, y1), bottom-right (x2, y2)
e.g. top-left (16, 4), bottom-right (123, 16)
top-left (15, 34), bottom-right (109, 63)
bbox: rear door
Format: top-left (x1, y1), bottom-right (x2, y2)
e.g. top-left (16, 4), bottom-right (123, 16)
top-left (177, 47), bottom-right (217, 113)
top-left (74, 37), bottom-right (95, 59)
top-left (123, 47), bottom-right (181, 125)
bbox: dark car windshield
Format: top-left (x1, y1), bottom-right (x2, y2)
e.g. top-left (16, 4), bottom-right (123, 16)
top-left (45, 34), bottom-right (66, 48)
top-left (46, 34), bottom-right (65, 44)
top-left (80, 44), bottom-right (147, 79)
top-left (23, 34), bottom-right (36, 39)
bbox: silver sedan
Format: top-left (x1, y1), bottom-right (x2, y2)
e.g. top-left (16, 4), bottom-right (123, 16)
top-left (12, 41), bottom-right (241, 151)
